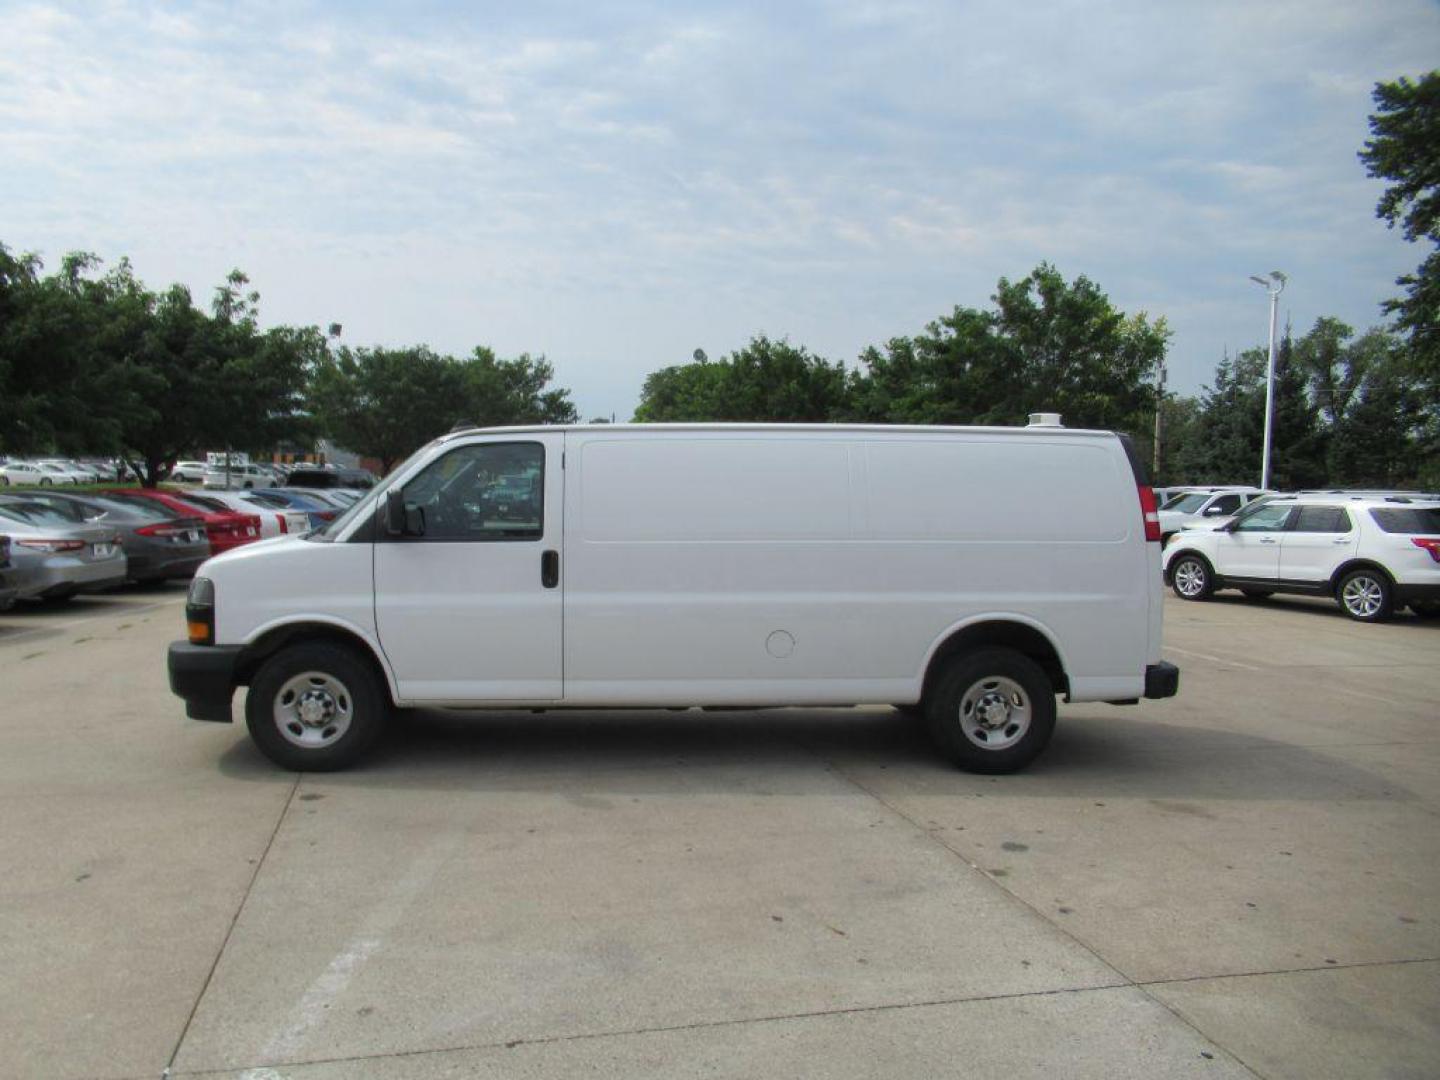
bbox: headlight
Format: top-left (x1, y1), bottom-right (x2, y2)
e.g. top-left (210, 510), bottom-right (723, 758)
top-left (188, 576), bottom-right (214, 607)
top-left (186, 576), bottom-right (215, 644)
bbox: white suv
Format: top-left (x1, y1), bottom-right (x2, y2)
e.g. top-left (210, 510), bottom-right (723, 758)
top-left (202, 463), bottom-right (272, 490)
top-left (1162, 495), bottom-right (1440, 621)
top-left (1156, 487), bottom-right (1268, 542)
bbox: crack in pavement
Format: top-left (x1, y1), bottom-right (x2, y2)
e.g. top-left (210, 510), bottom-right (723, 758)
top-left (164, 953), bottom-right (1440, 1079)
top-left (163, 775), bottom-right (303, 1079)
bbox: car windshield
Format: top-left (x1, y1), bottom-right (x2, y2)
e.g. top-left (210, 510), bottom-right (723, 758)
top-left (1369, 507), bottom-right (1440, 534)
top-left (1164, 493), bottom-right (1210, 513)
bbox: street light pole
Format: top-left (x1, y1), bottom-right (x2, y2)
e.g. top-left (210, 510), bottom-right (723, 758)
top-left (1249, 271), bottom-right (1286, 490)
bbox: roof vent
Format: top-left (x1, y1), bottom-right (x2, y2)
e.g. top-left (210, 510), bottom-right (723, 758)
top-left (1027, 412), bottom-right (1064, 428)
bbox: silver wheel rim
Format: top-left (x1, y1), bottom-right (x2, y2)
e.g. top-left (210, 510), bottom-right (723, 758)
top-left (1174, 559), bottom-right (1206, 598)
top-left (958, 675), bottom-right (1031, 751)
top-left (273, 671), bottom-right (354, 749)
top-left (1341, 576), bottom-right (1383, 618)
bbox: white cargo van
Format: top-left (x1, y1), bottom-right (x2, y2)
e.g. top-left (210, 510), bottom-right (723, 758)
top-left (169, 423), bottom-right (1177, 773)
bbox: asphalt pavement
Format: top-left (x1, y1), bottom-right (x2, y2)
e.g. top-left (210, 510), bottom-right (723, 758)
top-left (0, 585), bottom-right (1436, 1079)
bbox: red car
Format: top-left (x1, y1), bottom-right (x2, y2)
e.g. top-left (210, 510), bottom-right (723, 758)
top-left (97, 488), bottom-right (263, 555)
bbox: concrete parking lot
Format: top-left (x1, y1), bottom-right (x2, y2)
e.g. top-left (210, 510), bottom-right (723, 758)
top-left (1, 586), bottom-right (1436, 1079)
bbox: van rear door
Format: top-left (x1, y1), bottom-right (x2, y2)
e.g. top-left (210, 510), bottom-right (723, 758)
top-left (374, 434), bottom-right (564, 702)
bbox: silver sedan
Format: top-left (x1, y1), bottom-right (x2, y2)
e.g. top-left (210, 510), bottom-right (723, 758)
top-left (0, 501), bottom-right (128, 601)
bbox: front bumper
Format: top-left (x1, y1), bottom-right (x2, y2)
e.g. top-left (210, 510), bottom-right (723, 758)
top-left (168, 641), bottom-right (242, 723)
top-left (1144, 661), bottom-right (1180, 699)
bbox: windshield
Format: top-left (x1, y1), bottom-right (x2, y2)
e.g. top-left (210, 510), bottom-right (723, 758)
top-left (308, 441), bottom-right (434, 541)
top-left (1164, 492), bottom-right (1209, 513)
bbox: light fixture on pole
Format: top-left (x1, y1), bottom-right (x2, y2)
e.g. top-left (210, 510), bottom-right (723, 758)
top-left (1248, 271), bottom-right (1286, 490)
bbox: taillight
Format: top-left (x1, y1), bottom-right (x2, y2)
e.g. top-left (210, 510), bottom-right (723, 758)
top-left (17, 539), bottom-right (85, 553)
top-left (1411, 537), bottom-right (1440, 563)
top-left (317, 510), bottom-right (337, 521)
top-left (136, 524), bottom-right (190, 538)
top-left (278, 514), bottom-right (288, 534)
top-left (1138, 485), bottom-right (1161, 542)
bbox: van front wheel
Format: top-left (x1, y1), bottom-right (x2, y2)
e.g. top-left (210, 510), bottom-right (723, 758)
top-left (926, 649), bottom-right (1056, 774)
top-left (245, 642), bottom-right (388, 771)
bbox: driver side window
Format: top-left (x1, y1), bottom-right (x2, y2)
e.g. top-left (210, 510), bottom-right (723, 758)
top-left (401, 441), bottom-right (544, 541)
top-left (1233, 504), bottom-right (1293, 532)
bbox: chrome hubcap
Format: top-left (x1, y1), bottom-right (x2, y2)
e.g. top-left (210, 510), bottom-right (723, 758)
top-left (274, 671), bottom-right (353, 749)
top-left (958, 676), bottom-right (1031, 751)
top-left (1342, 577), bottom-right (1383, 617)
top-left (1175, 560), bottom-right (1205, 597)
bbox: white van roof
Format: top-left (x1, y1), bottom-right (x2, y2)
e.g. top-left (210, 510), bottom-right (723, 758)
top-left (437, 421), bottom-right (1120, 444)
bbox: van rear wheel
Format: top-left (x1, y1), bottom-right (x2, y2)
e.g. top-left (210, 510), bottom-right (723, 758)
top-left (245, 642), bottom-right (388, 771)
top-left (926, 649), bottom-right (1056, 774)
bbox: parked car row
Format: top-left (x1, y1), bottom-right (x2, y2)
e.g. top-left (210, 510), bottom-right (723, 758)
top-left (1161, 492), bottom-right (1440, 622)
top-left (0, 458), bottom-right (114, 486)
top-left (0, 480), bottom-right (381, 608)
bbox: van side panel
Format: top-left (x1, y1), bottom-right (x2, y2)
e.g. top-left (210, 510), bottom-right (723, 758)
top-left (562, 430), bottom-right (1149, 705)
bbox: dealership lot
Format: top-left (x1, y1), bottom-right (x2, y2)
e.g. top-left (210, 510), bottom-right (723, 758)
top-left (0, 590), bottom-right (1436, 1079)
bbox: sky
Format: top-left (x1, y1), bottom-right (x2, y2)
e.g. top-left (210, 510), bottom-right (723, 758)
top-left (2, 0), bottom-right (1438, 422)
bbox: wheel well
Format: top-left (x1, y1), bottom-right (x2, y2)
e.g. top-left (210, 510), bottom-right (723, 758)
top-left (236, 623), bottom-right (393, 702)
top-left (923, 620), bottom-right (1068, 700)
top-left (1331, 560), bottom-right (1395, 592)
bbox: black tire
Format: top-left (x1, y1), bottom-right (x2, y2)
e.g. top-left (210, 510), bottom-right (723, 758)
top-left (925, 649), bottom-right (1057, 774)
top-left (40, 477), bottom-right (52, 486)
top-left (1240, 589), bottom-right (1274, 600)
top-left (1336, 568), bottom-right (1393, 623)
top-left (1170, 554), bottom-right (1214, 601)
top-left (245, 641), bottom-right (389, 771)
top-left (1409, 601), bottom-right (1440, 619)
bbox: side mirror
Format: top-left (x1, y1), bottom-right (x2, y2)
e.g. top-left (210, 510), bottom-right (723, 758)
top-left (385, 489), bottom-right (424, 536)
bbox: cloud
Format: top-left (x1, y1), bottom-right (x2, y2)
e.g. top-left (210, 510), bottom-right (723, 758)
top-left (1, 0), bottom-right (1437, 419)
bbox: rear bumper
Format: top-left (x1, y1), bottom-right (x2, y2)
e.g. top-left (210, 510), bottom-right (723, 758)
top-left (1144, 661), bottom-right (1180, 699)
top-left (1394, 583), bottom-right (1440, 604)
top-left (168, 641), bottom-right (242, 723)
top-left (18, 554), bottom-right (128, 598)
top-left (127, 551), bottom-right (208, 581)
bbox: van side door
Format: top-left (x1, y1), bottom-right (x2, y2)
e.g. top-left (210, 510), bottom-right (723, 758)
top-left (373, 435), bottom-right (563, 703)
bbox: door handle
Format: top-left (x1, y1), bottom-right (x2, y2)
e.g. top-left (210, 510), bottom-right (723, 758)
top-left (1332, 537), bottom-right (1351, 544)
top-left (1258, 537), bottom-right (1276, 544)
top-left (541, 549), bottom-right (559, 588)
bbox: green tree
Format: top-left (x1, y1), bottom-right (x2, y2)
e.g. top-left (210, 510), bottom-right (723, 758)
top-left (846, 264), bottom-right (1169, 435)
top-left (1359, 72), bottom-right (1440, 388)
top-left (1177, 349), bottom-right (1265, 484)
top-left (309, 346), bottom-right (467, 474)
top-left (634, 336), bottom-right (847, 422)
top-left (310, 345), bottom-right (577, 472)
top-left (1293, 318), bottom-right (1433, 486)
top-left (0, 247), bottom-right (151, 455)
top-left (457, 348), bottom-right (579, 428)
